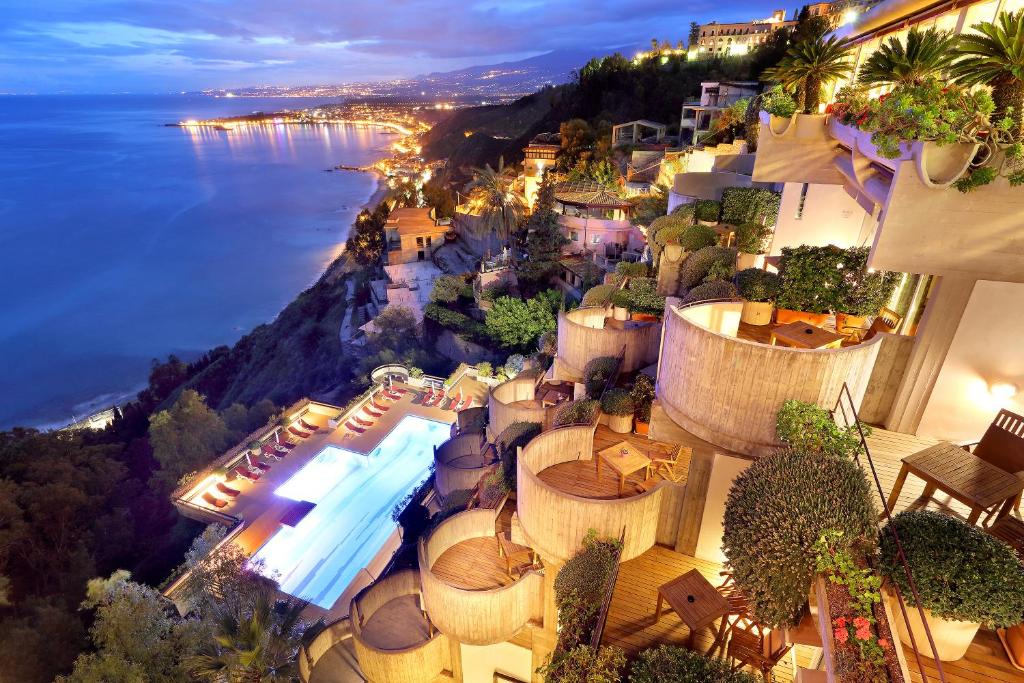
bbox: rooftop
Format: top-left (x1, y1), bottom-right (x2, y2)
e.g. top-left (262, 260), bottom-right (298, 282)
top-left (386, 207), bottom-right (446, 237)
top-left (554, 180), bottom-right (631, 209)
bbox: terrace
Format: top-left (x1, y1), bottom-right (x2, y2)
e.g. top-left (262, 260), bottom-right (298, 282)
top-left (486, 370), bottom-right (572, 440)
top-left (554, 307), bottom-right (662, 383)
top-left (598, 424), bottom-right (1024, 683)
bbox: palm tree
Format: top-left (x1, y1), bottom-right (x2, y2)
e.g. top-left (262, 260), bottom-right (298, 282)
top-left (188, 584), bottom-right (307, 682)
top-left (465, 158), bottom-right (526, 258)
top-left (762, 35), bottom-right (854, 112)
top-left (859, 27), bottom-right (959, 86)
top-left (953, 10), bottom-right (1024, 135)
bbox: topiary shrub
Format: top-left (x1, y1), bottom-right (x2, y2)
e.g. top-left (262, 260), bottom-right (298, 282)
top-left (879, 510), bottom-right (1024, 627)
top-left (628, 277), bottom-right (658, 292)
top-left (735, 268), bottom-right (780, 303)
top-left (723, 448), bottom-right (878, 628)
top-left (702, 258), bottom-right (735, 284)
top-left (601, 388), bottom-right (634, 416)
top-left (629, 645), bottom-right (760, 683)
top-left (583, 356), bottom-right (620, 397)
top-left (735, 222), bottom-right (774, 255)
top-left (776, 245), bottom-right (845, 313)
top-left (695, 199), bottom-right (722, 223)
top-left (673, 224), bottom-right (719, 253)
top-left (541, 644), bottom-right (626, 683)
top-left (582, 284), bottom-right (617, 308)
top-left (553, 530), bottom-right (622, 648)
top-left (678, 246), bottom-right (738, 291)
top-left (553, 399), bottom-right (600, 427)
top-left (680, 280), bottom-right (737, 305)
top-left (616, 261), bottom-right (650, 278)
top-left (631, 374), bottom-right (655, 423)
top-left (721, 187), bottom-right (782, 227)
top-left (776, 399), bottom-right (866, 459)
top-left (496, 421), bottom-right (542, 489)
top-left (610, 288), bottom-right (632, 309)
top-left (475, 361), bottom-right (492, 378)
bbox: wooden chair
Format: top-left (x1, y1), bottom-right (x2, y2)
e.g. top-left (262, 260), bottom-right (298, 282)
top-left (496, 532), bottom-right (534, 578)
top-left (725, 620), bottom-right (791, 683)
top-left (710, 572), bottom-right (755, 656)
top-left (963, 409), bottom-right (1024, 514)
top-left (861, 306), bottom-right (902, 341)
top-left (987, 515), bottom-right (1024, 560)
top-left (653, 446), bottom-right (692, 482)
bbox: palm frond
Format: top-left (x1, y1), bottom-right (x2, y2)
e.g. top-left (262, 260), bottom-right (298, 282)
top-left (953, 10), bottom-right (1024, 85)
top-left (859, 28), bottom-right (959, 85)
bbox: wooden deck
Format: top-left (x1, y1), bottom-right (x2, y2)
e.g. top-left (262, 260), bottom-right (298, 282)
top-left (432, 536), bottom-right (518, 590)
top-left (359, 594), bottom-right (431, 650)
top-left (600, 425), bottom-right (1024, 683)
top-left (536, 424), bottom-right (681, 499)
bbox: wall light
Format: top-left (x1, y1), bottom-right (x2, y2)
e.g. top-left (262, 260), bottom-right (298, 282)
top-left (990, 381), bottom-right (1019, 401)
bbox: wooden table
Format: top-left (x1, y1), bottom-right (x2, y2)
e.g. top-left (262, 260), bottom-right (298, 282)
top-left (886, 442), bottom-right (1024, 525)
top-left (655, 569), bottom-right (730, 649)
top-left (770, 321), bottom-right (844, 350)
top-left (596, 441), bottom-right (651, 496)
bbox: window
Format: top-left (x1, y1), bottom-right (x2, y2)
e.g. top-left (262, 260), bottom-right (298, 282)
top-left (416, 236), bottom-right (424, 247)
top-left (795, 183), bottom-right (810, 220)
top-left (570, 231), bottom-right (579, 241)
top-left (425, 236), bottom-right (432, 247)
top-left (591, 235), bottom-right (601, 244)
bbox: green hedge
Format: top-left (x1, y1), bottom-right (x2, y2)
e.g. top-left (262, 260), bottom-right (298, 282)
top-left (553, 530), bottom-right (622, 648)
top-left (880, 511), bottom-right (1024, 627)
top-left (721, 187), bottom-right (782, 227)
top-left (694, 199), bottom-right (722, 223)
top-left (723, 448), bottom-right (877, 628)
top-left (553, 399), bottom-right (601, 426)
top-left (631, 374), bottom-right (655, 423)
top-left (734, 268), bottom-right (780, 303)
top-left (424, 302), bottom-right (488, 341)
top-left (582, 284), bottom-right (618, 308)
top-left (776, 245), bottom-right (844, 313)
top-left (629, 645), bottom-right (760, 683)
top-left (735, 222), bottom-right (773, 255)
top-left (678, 246), bottom-right (737, 291)
top-left (615, 261), bottom-right (651, 278)
top-left (680, 280), bottom-right (736, 305)
top-left (601, 388), bottom-right (634, 416)
top-left (776, 399), bottom-right (865, 459)
top-left (583, 356), bottom-right (620, 398)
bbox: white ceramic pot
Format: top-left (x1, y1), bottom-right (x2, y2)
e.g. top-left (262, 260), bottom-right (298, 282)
top-left (761, 111), bottom-right (831, 140)
top-left (740, 300), bottom-right (773, 326)
top-left (893, 602), bottom-right (980, 662)
top-left (698, 219), bottom-right (719, 227)
top-left (607, 413), bottom-right (633, 434)
top-left (406, 376), bottom-right (425, 388)
top-left (736, 252), bottom-right (765, 271)
top-left (613, 305), bottom-right (629, 321)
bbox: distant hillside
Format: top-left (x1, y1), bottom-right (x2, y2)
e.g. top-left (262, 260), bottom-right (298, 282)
top-left (411, 49), bottom-right (599, 98)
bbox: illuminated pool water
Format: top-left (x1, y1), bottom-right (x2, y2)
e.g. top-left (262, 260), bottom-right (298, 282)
top-left (250, 415), bottom-right (450, 608)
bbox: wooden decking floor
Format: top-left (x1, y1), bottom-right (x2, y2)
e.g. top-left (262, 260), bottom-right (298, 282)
top-left (359, 595), bottom-right (430, 651)
top-left (431, 537), bottom-right (518, 591)
top-left (537, 425), bottom-right (681, 499)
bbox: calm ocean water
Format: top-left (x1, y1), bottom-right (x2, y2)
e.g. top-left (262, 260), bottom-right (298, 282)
top-left (0, 95), bottom-right (392, 429)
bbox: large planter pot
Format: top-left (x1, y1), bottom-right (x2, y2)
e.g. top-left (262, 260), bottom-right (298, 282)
top-left (829, 119), bottom-right (979, 188)
top-left (998, 624), bottom-right (1024, 670)
top-left (607, 412), bottom-right (633, 434)
top-left (776, 308), bottom-right (830, 327)
top-left (613, 305), bottom-right (629, 321)
top-left (892, 603), bottom-right (980, 662)
top-left (407, 376), bottom-right (426, 388)
top-left (740, 300), bottom-right (773, 326)
top-left (736, 252), bottom-right (766, 271)
top-left (760, 111), bottom-right (831, 140)
top-left (630, 312), bottom-right (659, 322)
top-left (634, 420), bottom-right (649, 436)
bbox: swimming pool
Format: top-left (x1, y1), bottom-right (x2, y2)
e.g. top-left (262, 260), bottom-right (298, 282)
top-left (249, 415), bottom-right (450, 609)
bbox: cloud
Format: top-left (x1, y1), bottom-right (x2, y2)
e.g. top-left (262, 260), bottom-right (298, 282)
top-left (0, 0), bottom-right (767, 92)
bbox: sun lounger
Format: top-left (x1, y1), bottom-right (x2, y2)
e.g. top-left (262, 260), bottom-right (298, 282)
top-left (372, 399), bottom-right (390, 412)
top-left (288, 425), bottom-right (310, 438)
top-left (271, 442), bottom-right (290, 454)
top-left (385, 390), bottom-right (402, 400)
top-left (364, 406), bottom-right (382, 418)
top-left (234, 466), bottom-right (261, 482)
top-left (345, 420), bottom-right (366, 434)
top-left (430, 389), bottom-right (445, 407)
top-left (391, 386), bottom-right (408, 394)
top-left (203, 492), bottom-right (228, 509)
top-left (354, 415), bottom-right (373, 427)
top-left (276, 439), bottom-right (297, 450)
top-left (216, 481), bottom-right (240, 497)
top-left (246, 455), bottom-right (271, 472)
top-left (455, 395), bottom-right (469, 411)
top-left (261, 444), bottom-right (284, 460)
top-left (299, 418), bottom-right (320, 432)
top-left (422, 388), bottom-right (434, 404)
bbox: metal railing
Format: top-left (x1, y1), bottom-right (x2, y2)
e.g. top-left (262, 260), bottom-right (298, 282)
top-left (832, 382), bottom-right (947, 683)
top-left (589, 527), bottom-right (627, 649)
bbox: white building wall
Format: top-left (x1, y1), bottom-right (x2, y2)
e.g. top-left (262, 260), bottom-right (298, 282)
top-left (460, 641), bottom-right (533, 683)
top-left (769, 182), bottom-right (876, 254)
top-left (917, 281), bottom-right (1024, 442)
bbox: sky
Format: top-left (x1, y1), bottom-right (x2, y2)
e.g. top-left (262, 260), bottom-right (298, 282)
top-left (0, 0), bottom-right (777, 94)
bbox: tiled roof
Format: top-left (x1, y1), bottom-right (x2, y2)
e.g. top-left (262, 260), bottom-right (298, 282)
top-left (553, 181), bottom-right (631, 209)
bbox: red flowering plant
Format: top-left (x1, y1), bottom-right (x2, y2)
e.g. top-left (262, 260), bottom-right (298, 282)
top-left (815, 530), bottom-right (894, 683)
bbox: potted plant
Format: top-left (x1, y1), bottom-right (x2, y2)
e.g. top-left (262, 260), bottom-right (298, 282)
top-left (601, 388), bottom-right (634, 434)
top-left (954, 11), bottom-right (1024, 139)
top-left (694, 199), bottom-right (722, 226)
top-left (583, 356), bottom-right (619, 399)
top-left (735, 222), bottom-right (773, 270)
top-left (776, 245), bottom-right (844, 326)
top-left (625, 278), bottom-right (666, 321)
top-left (759, 83), bottom-right (800, 134)
top-left (552, 399), bottom-right (600, 427)
top-left (879, 510), bottom-right (1024, 661)
top-left (630, 374), bottom-right (655, 436)
top-left (833, 247), bottom-right (900, 336)
top-left (609, 288), bottom-right (631, 321)
top-left (735, 268), bottom-right (780, 326)
top-left (407, 366), bottom-right (426, 387)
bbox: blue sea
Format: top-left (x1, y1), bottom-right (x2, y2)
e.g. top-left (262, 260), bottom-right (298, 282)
top-left (0, 95), bottom-right (393, 429)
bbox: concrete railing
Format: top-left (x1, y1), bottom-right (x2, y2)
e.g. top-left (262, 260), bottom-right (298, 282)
top-left (434, 432), bottom-right (493, 498)
top-left (418, 508), bottom-right (543, 645)
top-left (488, 372), bottom-right (547, 439)
top-left (516, 424), bottom-right (665, 563)
top-left (556, 308), bottom-right (661, 380)
top-left (350, 569), bottom-right (449, 683)
top-left (299, 618), bottom-right (352, 682)
top-left (657, 301), bottom-right (883, 457)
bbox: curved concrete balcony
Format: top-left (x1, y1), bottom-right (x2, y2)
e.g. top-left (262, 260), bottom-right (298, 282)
top-left (656, 301), bottom-right (883, 457)
top-left (487, 373), bottom-right (549, 440)
top-left (517, 424), bottom-right (679, 564)
top-left (434, 432), bottom-right (496, 499)
top-left (417, 508), bottom-right (543, 646)
top-left (555, 308), bottom-right (661, 382)
top-left (349, 569), bottom-right (449, 683)
top-left (751, 112), bottom-right (846, 185)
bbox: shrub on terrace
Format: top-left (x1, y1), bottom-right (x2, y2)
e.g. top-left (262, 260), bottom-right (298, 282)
top-left (615, 261), bottom-right (651, 278)
top-left (496, 421), bottom-right (542, 489)
top-left (760, 83), bottom-right (798, 119)
top-left (600, 388), bottom-right (634, 416)
top-left (541, 644), bottom-right (626, 683)
top-left (582, 284), bottom-right (618, 308)
top-left (553, 399), bottom-right (600, 427)
top-left (735, 268), bottom-right (780, 303)
top-left (629, 645), bottom-right (760, 683)
top-left (723, 448), bottom-right (877, 628)
top-left (553, 530), bottom-right (623, 648)
top-left (631, 374), bottom-right (655, 423)
top-left (735, 222), bottom-right (774, 255)
top-left (680, 280), bottom-right (737, 306)
top-left (720, 187), bottom-right (782, 227)
top-left (880, 510), bottom-right (1024, 627)
top-left (694, 199), bottom-right (722, 223)
top-left (430, 274), bottom-right (471, 304)
top-left (475, 361), bottom-right (492, 378)
top-left (678, 246), bottom-right (738, 291)
top-left (776, 399), bottom-right (866, 459)
top-left (583, 356), bottom-right (619, 398)
top-left (504, 353), bottom-right (525, 377)
top-left (776, 245), bottom-right (845, 313)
